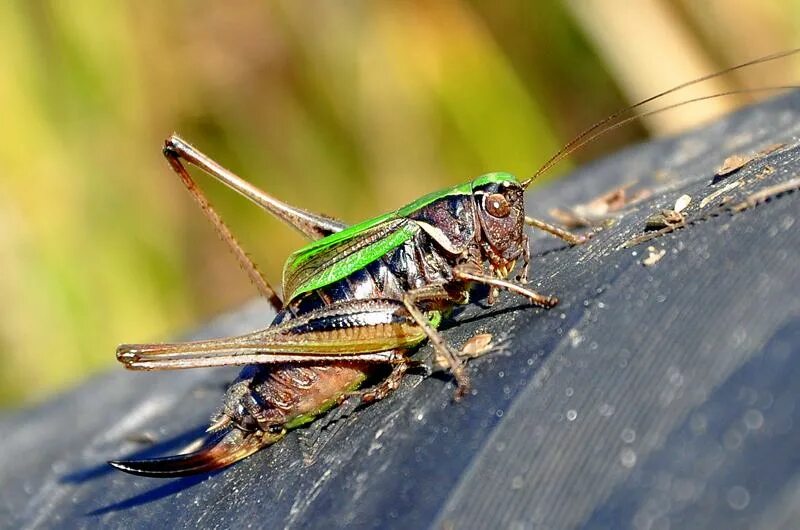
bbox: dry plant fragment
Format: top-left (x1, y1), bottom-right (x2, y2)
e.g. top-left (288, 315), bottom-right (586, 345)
top-left (716, 154), bottom-right (751, 177)
top-left (642, 246), bottom-right (666, 266)
top-left (713, 143), bottom-right (786, 183)
top-left (430, 333), bottom-right (495, 371)
top-left (729, 177), bottom-right (800, 213)
top-left (700, 180), bottom-right (742, 208)
top-left (460, 333), bottom-right (494, 358)
top-left (550, 183), bottom-right (651, 228)
top-left (757, 143), bottom-right (786, 157)
top-left (645, 209), bottom-right (685, 231)
top-left (755, 165), bottom-right (775, 180)
top-left (674, 194), bottom-right (691, 213)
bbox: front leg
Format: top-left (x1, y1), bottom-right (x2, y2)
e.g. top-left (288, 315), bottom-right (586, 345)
top-left (453, 265), bottom-right (558, 309)
top-left (525, 216), bottom-right (590, 245)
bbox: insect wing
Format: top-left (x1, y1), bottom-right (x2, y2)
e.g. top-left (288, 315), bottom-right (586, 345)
top-left (281, 180), bottom-right (481, 301)
top-left (283, 216), bottom-right (419, 301)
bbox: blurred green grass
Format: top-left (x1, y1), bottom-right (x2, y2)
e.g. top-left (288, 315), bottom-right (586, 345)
top-left (0, 1), bottom-right (798, 406)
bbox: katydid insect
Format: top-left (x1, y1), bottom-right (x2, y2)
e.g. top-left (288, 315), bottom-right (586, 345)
top-left (110, 48), bottom-right (800, 477)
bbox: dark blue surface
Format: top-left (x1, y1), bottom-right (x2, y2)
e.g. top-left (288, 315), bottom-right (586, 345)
top-left (1, 93), bottom-right (799, 529)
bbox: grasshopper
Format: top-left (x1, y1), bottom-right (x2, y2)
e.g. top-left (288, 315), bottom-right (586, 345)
top-left (111, 135), bottom-right (585, 477)
top-left (110, 48), bottom-right (799, 477)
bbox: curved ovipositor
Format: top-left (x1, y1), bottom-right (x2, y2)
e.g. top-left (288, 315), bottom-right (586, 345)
top-left (109, 427), bottom-right (283, 478)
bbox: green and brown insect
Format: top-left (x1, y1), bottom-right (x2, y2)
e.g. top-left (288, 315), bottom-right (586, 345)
top-left (110, 48), bottom-right (799, 477)
top-left (111, 134), bottom-right (586, 477)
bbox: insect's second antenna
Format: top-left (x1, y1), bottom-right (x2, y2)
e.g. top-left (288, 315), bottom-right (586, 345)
top-left (529, 47), bottom-right (800, 183)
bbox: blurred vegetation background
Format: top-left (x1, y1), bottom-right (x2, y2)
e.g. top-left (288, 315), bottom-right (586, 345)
top-left (0, 0), bottom-right (798, 406)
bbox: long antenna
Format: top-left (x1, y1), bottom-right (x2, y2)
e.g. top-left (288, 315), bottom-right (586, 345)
top-left (531, 47), bottom-right (800, 181)
top-left (555, 85), bottom-right (800, 164)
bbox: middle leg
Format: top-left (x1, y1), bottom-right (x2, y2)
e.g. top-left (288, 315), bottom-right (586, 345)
top-left (402, 285), bottom-right (471, 399)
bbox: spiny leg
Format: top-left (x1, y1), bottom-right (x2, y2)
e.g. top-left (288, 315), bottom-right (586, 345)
top-left (117, 299), bottom-right (428, 371)
top-left (162, 150), bottom-right (282, 310)
top-left (339, 361), bottom-right (410, 405)
top-left (118, 286), bottom-right (468, 399)
top-left (454, 265), bottom-right (559, 309)
top-left (525, 216), bottom-right (589, 245)
top-left (165, 135), bottom-right (347, 239)
top-left (402, 285), bottom-right (470, 400)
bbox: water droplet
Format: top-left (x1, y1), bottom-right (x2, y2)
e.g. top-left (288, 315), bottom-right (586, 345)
top-left (621, 427), bottom-right (636, 444)
top-left (723, 427), bottom-right (743, 450)
top-left (743, 409), bottom-right (764, 430)
top-left (667, 366), bottom-right (684, 386)
top-left (726, 486), bottom-right (750, 510)
top-left (568, 329), bottom-right (584, 348)
top-left (598, 403), bottom-right (616, 417)
top-left (659, 387), bottom-right (677, 406)
top-left (565, 387), bottom-right (574, 397)
top-left (496, 409), bottom-right (504, 418)
top-left (566, 409), bottom-right (578, 421)
top-left (620, 447), bottom-right (637, 468)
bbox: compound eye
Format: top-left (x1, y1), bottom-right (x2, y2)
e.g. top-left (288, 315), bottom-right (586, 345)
top-left (485, 193), bottom-right (510, 218)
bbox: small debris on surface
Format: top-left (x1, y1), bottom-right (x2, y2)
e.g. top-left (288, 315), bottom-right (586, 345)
top-left (674, 194), bottom-right (692, 213)
top-left (713, 143), bottom-right (786, 183)
top-left (757, 143), bottom-right (786, 157)
top-left (623, 221), bottom-right (685, 249)
top-left (430, 333), bottom-right (497, 371)
top-left (460, 333), bottom-right (494, 358)
top-left (755, 165), bottom-right (775, 180)
top-left (623, 172), bottom-right (799, 250)
top-left (716, 154), bottom-right (751, 178)
top-left (550, 183), bottom-right (651, 228)
top-left (642, 246), bottom-right (666, 266)
top-left (728, 177), bottom-right (800, 213)
top-left (645, 209), bottom-right (685, 231)
top-left (700, 180), bottom-right (742, 208)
